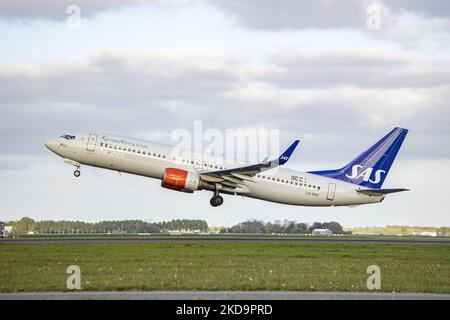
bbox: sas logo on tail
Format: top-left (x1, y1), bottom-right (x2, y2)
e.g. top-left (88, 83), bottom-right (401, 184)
top-left (346, 165), bottom-right (386, 184)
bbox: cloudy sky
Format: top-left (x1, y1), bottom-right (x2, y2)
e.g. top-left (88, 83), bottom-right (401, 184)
top-left (0, 0), bottom-right (449, 227)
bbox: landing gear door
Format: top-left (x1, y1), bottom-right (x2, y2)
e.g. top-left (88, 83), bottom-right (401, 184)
top-left (86, 134), bottom-right (98, 152)
top-left (327, 182), bottom-right (336, 201)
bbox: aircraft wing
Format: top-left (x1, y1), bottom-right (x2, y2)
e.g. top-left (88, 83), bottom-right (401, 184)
top-left (199, 140), bottom-right (299, 194)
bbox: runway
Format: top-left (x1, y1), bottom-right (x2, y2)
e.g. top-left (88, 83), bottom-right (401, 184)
top-left (1, 237), bottom-right (450, 245)
top-left (1, 291), bottom-right (449, 300)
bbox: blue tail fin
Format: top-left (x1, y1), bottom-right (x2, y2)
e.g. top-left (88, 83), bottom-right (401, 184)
top-left (309, 127), bottom-right (408, 189)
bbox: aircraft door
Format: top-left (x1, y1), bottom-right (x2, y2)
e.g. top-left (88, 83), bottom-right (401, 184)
top-left (327, 182), bottom-right (336, 201)
top-left (86, 134), bottom-right (98, 152)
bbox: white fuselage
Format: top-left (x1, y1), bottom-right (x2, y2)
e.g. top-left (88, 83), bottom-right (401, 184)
top-left (45, 133), bottom-right (385, 207)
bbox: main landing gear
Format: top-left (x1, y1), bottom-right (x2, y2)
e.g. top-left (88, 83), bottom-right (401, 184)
top-left (74, 169), bottom-right (81, 177)
top-left (210, 192), bottom-right (224, 207)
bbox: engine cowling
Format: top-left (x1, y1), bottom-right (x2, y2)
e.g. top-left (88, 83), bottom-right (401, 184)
top-left (161, 168), bottom-right (200, 193)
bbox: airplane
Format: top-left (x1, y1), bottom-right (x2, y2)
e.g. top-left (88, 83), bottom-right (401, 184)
top-left (45, 127), bottom-right (409, 207)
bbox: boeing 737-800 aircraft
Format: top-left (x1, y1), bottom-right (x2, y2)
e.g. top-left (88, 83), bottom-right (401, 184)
top-left (45, 127), bottom-right (408, 207)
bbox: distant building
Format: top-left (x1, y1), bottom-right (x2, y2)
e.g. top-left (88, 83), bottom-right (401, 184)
top-left (417, 232), bottom-right (437, 237)
top-left (312, 228), bottom-right (333, 236)
top-left (4, 226), bottom-right (12, 237)
top-left (164, 229), bottom-right (203, 234)
top-left (0, 221), bottom-right (5, 237)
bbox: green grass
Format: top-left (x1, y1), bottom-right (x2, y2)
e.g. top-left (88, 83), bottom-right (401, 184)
top-left (1, 242), bottom-right (449, 293)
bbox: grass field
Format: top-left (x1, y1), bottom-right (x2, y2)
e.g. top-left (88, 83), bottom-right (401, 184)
top-left (1, 241), bottom-right (449, 293)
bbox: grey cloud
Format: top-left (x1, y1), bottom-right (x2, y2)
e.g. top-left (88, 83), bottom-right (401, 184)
top-left (0, 53), bottom-right (239, 154)
top-left (0, 51), bottom-right (448, 163)
top-left (388, 0), bottom-right (450, 18)
top-left (0, 0), bottom-right (124, 20)
top-left (0, 0), bottom-right (184, 20)
top-left (2, 0), bottom-right (449, 29)
top-left (212, 0), bottom-right (371, 30)
top-left (263, 51), bottom-right (450, 89)
top-left (1, 54), bottom-right (237, 107)
top-left (211, 0), bottom-right (450, 30)
top-left (217, 87), bottom-right (450, 163)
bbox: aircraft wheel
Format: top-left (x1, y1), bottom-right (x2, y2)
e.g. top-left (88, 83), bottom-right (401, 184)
top-left (210, 195), bottom-right (224, 207)
top-left (74, 170), bottom-right (81, 177)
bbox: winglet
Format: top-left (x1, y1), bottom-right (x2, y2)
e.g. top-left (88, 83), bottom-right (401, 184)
top-left (278, 140), bottom-right (300, 165)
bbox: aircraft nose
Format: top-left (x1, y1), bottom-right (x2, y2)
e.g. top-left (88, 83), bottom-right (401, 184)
top-left (45, 139), bottom-right (58, 152)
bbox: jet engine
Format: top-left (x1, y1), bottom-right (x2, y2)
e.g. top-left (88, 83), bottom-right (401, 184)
top-left (161, 168), bottom-right (201, 193)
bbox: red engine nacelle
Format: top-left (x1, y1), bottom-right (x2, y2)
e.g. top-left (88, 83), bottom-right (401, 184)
top-left (161, 168), bottom-right (200, 193)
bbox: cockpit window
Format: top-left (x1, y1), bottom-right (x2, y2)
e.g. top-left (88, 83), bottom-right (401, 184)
top-left (60, 134), bottom-right (76, 140)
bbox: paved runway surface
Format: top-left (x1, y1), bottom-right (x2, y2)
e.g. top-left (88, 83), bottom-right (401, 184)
top-left (1, 237), bottom-right (450, 245)
top-left (1, 291), bottom-right (449, 300)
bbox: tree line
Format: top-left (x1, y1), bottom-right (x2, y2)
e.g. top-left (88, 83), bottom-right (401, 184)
top-left (220, 220), bottom-right (345, 234)
top-left (8, 217), bottom-right (208, 234)
top-left (6, 217), bottom-right (345, 235)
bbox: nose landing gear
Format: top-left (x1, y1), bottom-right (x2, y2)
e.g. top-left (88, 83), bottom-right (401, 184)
top-left (64, 159), bottom-right (81, 178)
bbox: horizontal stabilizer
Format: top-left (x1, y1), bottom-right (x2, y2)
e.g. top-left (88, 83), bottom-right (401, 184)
top-left (357, 188), bottom-right (409, 196)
